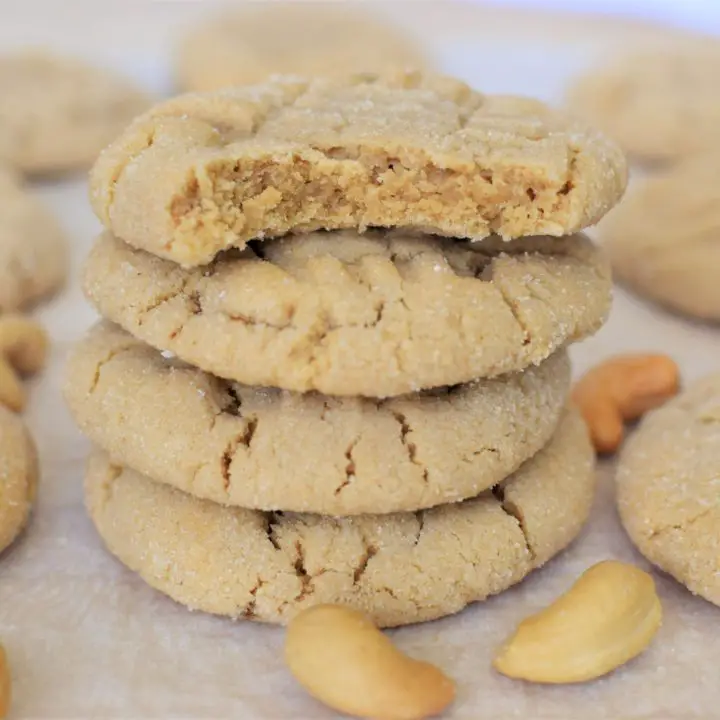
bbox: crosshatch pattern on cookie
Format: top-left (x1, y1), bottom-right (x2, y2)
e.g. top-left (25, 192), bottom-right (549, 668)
top-left (90, 72), bottom-right (627, 266)
top-left (82, 230), bottom-right (610, 397)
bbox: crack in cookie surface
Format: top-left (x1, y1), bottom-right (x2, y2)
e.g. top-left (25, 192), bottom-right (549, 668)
top-left (83, 228), bottom-right (610, 397)
top-left (66, 322), bottom-right (572, 516)
top-left (84, 408), bottom-right (595, 627)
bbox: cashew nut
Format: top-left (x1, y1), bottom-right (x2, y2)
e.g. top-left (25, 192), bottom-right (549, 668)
top-left (493, 560), bottom-right (662, 684)
top-left (0, 644), bottom-right (10, 719)
top-left (0, 314), bottom-right (48, 412)
top-left (571, 354), bottom-right (680, 454)
top-left (285, 604), bottom-right (455, 720)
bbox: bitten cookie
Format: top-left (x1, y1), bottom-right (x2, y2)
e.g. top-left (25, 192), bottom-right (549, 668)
top-left (85, 409), bottom-right (595, 628)
top-left (0, 168), bottom-right (67, 311)
top-left (65, 322), bottom-right (570, 515)
top-left (175, 3), bottom-right (427, 93)
top-left (617, 374), bottom-right (720, 606)
top-left (600, 161), bottom-right (720, 320)
top-left (568, 44), bottom-right (720, 163)
top-left (0, 406), bottom-right (38, 554)
top-left (90, 72), bottom-right (627, 266)
top-left (0, 51), bottom-right (149, 175)
top-left (83, 230), bottom-right (610, 397)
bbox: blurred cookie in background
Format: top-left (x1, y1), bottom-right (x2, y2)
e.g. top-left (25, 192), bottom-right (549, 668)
top-left (175, 2), bottom-right (428, 93)
top-left (0, 51), bottom-right (150, 176)
top-left (567, 43), bottom-right (720, 164)
top-left (0, 405), bottom-right (38, 553)
top-left (600, 158), bottom-right (720, 321)
top-left (0, 167), bottom-right (67, 311)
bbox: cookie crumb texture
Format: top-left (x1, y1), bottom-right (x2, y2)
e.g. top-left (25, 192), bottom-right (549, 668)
top-left (0, 406), bottom-right (38, 553)
top-left (85, 409), bottom-right (595, 628)
top-left (89, 72), bottom-right (627, 266)
top-left (83, 230), bottom-right (610, 397)
top-left (66, 322), bottom-right (570, 515)
top-left (617, 374), bottom-right (720, 606)
top-left (0, 51), bottom-right (149, 175)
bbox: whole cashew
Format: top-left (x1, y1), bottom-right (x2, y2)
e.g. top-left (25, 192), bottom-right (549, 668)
top-left (0, 314), bottom-right (48, 412)
top-left (571, 354), bottom-right (680, 454)
top-left (285, 604), bottom-right (455, 720)
top-left (493, 560), bottom-right (662, 684)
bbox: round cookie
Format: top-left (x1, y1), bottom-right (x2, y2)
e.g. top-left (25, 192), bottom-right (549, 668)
top-left (65, 322), bottom-right (570, 515)
top-left (617, 375), bottom-right (720, 606)
top-left (568, 44), bottom-right (720, 163)
top-left (85, 409), bottom-right (595, 628)
top-left (83, 230), bottom-right (610, 398)
top-left (600, 161), bottom-right (720, 320)
top-left (0, 51), bottom-right (149, 175)
top-left (0, 405), bottom-right (38, 554)
top-left (0, 167), bottom-right (67, 311)
top-left (175, 4), bottom-right (427, 93)
top-left (89, 73), bottom-right (627, 267)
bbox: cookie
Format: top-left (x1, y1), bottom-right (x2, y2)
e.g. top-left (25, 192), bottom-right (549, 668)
top-left (0, 406), bottom-right (38, 554)
top-left (83, 230), bottom-right (610, 397)
top-left (0, 51), bottom-right (149, 175)
top-left (568, 44), bottom-right (720, 163)
top-left (85, 408), bottom-right (595, 628)
top-left (65, 322), bottom-right (570, 515)
top-left (175, 3), bottom-right (427, 93)
top-left (0, 167), bottom-right (67, 311)
top-left (600, 161), bottom-right (720, 320)
top-left (617, 375), bottom-right (720, 606)
top-left (89, 72), bottom-right (627, 266)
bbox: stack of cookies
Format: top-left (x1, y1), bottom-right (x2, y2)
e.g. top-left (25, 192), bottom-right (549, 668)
top-left (65, 73), bottom-right (626, 628)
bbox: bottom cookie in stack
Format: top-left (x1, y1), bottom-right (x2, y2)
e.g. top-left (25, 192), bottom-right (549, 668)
top-left (83, 409), bottom-right (593, 628)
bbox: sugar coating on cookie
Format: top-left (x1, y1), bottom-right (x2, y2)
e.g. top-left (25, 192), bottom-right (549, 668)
top-left (0, 168), bottom-right (67, 311)
top-left (85, 408), bottom-right (595, 628)
top-left (600, 161), bottom-right (720, 320)
top-left (83, 230), bottom-right (610, 397)
top-left (0, 406), bottom-right (38, 553)
top-left (0, 51), bottom-right (149, 175)
top-left (89, 72), bottom-right (627, 266)
top-left (175, 3), bottom-right (428, 93)
top-left (65, 322), bottom-right (571, 515)
top-left (617, 374), bottom-right (720, 605)
top-left (568, 43), bottom-right (720, 163)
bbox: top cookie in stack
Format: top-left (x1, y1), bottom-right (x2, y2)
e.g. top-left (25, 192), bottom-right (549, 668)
top-left (67, 72), bottom-right (625, 627)
top-left (90, 72), bottom-right (625, 267)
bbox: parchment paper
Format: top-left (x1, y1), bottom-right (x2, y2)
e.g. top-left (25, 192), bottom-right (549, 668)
top-left (1, 3), bottom-right (719, 717)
